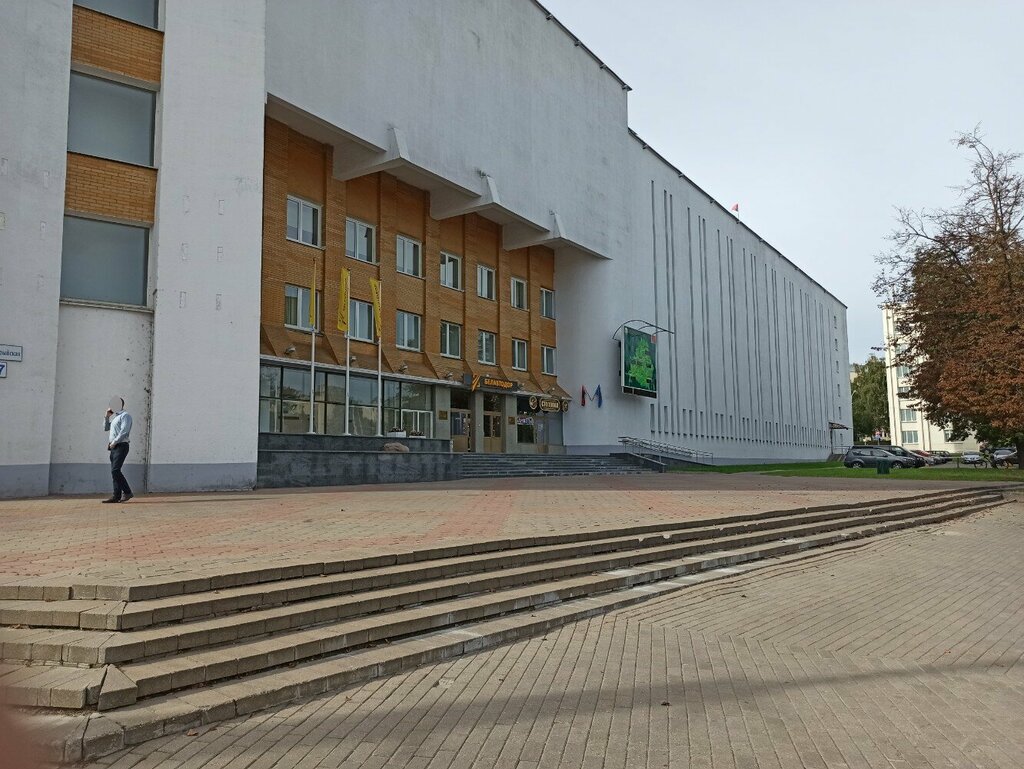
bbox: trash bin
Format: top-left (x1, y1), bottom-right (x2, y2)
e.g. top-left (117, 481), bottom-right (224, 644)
top-left (877, 459), bottom-right (891, 475)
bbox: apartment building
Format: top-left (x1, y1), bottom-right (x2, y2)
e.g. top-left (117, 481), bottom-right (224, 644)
top-left (0, 0), bottom-right (851, 496)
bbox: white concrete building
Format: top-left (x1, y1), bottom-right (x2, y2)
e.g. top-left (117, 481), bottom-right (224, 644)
top-left (882, 309), bottom-right (978, 453)
top-left (0, 0), bottom-right (851, 497)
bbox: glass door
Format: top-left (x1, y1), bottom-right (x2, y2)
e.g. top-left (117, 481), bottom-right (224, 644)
top-left (451, 410), bottom-right (472, 452)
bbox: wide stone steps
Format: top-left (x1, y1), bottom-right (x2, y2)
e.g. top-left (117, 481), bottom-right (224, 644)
top-left (458, 454), bottom-right (653, 478)
top-left (0, 487), bottom-right (1004, 763)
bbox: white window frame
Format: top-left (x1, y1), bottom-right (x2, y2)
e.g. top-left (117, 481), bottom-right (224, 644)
top-left (345, 218), bottom-right (376, 264)
top-left (396, 310), bottom-right (422, 351)
top-left (440, 252), bottom-right (462, 290)
top-left (477, 265), bottom-right (496, 300)
top-left (478, 330), bottom-right (496, 365)
top-left (899, 408), bottom-right (917, 423)
top-left (541, 345), bottom-right (556, 375)
top-left (511, 277), bottom-right (528, 310)
top-left (540, 288), bottom-right (555, 319)
top-left (396, 235), bottom-right (423, 277)
top-left (512, 338), bottom-right (528, 371)
top-left (349, 298), bottom-right (374, 342)
top-left (286, 196), bottom-right (321, 247)
top-left (284, 284), bottom-right (321, 331)
top-left (901, 430), bottom-right (919, 445)
top-left (440, 321), bottom-right (462, 359)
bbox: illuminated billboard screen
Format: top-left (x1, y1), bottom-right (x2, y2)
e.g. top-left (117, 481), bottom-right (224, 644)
top-left (621, 327), bottom-right (658, 398)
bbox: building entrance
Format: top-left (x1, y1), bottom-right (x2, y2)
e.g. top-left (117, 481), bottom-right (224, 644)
top-left (451, 410), bottom-right (472, 452)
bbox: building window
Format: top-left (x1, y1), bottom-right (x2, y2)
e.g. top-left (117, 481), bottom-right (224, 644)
top-left (540, 288), bottom-right (555, 319)
top-left (901, 430), bottom-right (919, 444)
top-left (441, 321), bottom-right (462, 358)
top-left (68, 72), bottom-right (155, 166)
top-left (284, 284), bottom-right (321, 330)
top-left (899, 408), bottom-right (917, 422)
top-left (349, 299), bottom-right (374, 342)
top-left (286, 196), bottom-right (321, 247)
top-left (345, 218), bottom-right (376, 263)
top-left (396, 235), bottom-right (422, 277)
top-left (512, 338), bottom-right (528, 371)
top-left (259, 364), bottom-right (387, 436)
top-left (477, 265), bottom-right (496, 300)
top-left (511, 277), bottom-right (528, 310)
top-left (396, 310), bottom-right (421, 351)
top-left (542, 346), bottom-right (556, 375)
top-left (74, 0), bottom-right (159, 28)
top-left (440, 252), bottom-right (462, 290)
top-left (60, 216), bottom-right (148, 306)
top-left (897, 387), bottom-right (911, 398)
top-left (478, 330), bottom-right (496, 365)
top-left (895, 365), bottom-right (911, 378)
top-left (383, 380), bottom-right (434, 438)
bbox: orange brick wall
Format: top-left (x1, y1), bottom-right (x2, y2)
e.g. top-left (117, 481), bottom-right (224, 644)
top-left (260, 119), bottom-right (559, 392)
top-left (64, 152), bottom-right (157, 224)
top-left (71, 5), bottom-right (163, 85)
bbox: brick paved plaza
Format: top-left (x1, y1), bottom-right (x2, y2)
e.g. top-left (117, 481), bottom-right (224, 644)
top-left (67, 498), bottom-right (1024, 769)
top-left (0, 474), bottom-right (1001, 587)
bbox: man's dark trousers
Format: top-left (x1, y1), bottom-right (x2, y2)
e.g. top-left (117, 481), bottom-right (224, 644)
top-left (109, 443), bottom-right (132, 500)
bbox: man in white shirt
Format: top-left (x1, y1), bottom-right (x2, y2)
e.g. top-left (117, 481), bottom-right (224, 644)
top-left (103, 399), bottom-right (134, 503)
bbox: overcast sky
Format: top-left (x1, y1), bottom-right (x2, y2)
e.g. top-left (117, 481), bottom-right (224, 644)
top-left (542, 0), bottom-right (1023, 363)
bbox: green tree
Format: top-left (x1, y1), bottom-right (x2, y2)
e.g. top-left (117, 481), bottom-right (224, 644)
top-left (851, 356), bottom-right (889, 442)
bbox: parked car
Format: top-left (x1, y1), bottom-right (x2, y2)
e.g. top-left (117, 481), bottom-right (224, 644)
top-left (930, 450), bottom-right (952, 464)
top-left (910, 450), bottom-right (941, 466)
top-left (877, 445), bottom-right (928, 467)
top-left (843, 447), bottom-right (915, 469)
top-left (991, 449), bottom-right (1019, 468)
top-left (960, 451), bottom-right (986, 466)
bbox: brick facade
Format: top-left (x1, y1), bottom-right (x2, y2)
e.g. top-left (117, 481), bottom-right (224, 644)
top-left (260, 119), bottom-right (560, 395)
top-left (71, 5), bottom-right (163, 85)
top-left (64, 152), bottom-right (157, 224)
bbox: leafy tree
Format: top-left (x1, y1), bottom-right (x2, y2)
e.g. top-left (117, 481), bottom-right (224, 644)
top-left (874, 130), bottom-right (1024, 467)
top-left (851, 356), bottom-right (889, 442)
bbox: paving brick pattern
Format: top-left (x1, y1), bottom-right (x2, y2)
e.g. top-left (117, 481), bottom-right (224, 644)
top-left (76, 502), bottom-right (1024, 769)
top-left (1, 475), bottom-right (989, 585)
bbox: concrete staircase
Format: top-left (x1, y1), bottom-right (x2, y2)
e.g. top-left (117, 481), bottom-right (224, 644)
top-left (0, 487), bottom-right (1003, 763)
top-left (458, 453), bottom-right (654, 478)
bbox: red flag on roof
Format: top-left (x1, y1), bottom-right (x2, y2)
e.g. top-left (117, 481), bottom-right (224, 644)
top-left (730, 203), bottom-right (740, 212)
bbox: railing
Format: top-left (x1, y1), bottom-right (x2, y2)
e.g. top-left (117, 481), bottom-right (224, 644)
top-left (618, 436), bottom-right (715, 465)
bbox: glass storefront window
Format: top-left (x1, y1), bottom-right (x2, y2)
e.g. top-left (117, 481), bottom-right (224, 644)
top-left (483, 393), bottom-right (502, 412)
top-left (260, 366), bottom-right (281, 398)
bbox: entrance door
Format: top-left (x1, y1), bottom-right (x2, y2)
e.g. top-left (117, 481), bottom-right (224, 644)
top-left (451, 409), bottom-right (472, 452)
top-left (483, 411), bottom-right (502, 453)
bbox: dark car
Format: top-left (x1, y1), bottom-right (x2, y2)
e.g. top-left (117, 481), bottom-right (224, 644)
top-left (930, 450), bottom-right (952, 464)
top-left (843, 447), bottom-right (915, 469)
top-left (877, 445), bottom-right (928, 467)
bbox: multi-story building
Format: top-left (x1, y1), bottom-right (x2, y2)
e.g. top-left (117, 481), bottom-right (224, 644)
top-left (882, 309), bottom-right (978, 453)
top-left (0, 0), bottom-right (851, 497)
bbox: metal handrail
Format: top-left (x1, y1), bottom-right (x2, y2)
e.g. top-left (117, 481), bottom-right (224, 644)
top-left (618, 436), bottom-right (714, 464)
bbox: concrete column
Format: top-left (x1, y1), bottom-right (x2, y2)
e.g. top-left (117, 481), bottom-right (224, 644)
top-left (502, 394), bottom-right (517, 453)
top-left (471, 390), bottom-right (485, 452)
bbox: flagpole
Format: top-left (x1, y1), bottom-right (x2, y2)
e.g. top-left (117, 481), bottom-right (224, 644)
top-left (343, 333), bottom-right (351, 435)
top-left (308, 322), bottom-right (316, 433)
top-left (376, 334), bottom-right (383, 436)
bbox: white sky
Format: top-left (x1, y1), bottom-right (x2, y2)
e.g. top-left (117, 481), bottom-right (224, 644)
top-left (541, 0), bottom-right (1024, 362)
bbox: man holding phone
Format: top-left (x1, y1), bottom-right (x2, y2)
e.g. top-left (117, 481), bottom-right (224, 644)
top-left (103, 397), bottom-right (134, 503)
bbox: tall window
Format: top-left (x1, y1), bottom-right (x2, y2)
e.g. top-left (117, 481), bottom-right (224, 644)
top-left (901, 430), bottom-right (919, 444)
top-left (74, 0), bottom-right (159, 28)
top-left (440, 252), bottom-right (462, 289)
top-left (540, 288), bottom-right (555, 319)
top-left (284, 284), bottom-right (320, 330)
top-left (60, 216), bottom-right (148, 306)
top-left (286, 196), bottom-right (321, 247)
top-left (512, 338), bottom-right (528, 370)
top-left (396, 235), bottom-right (422, 277)
top-left (345, 218), bottom-right (376, 263)
top-left (478, 330), bottom-right (496, 365)
top-left (441, 321), bottom-right (462, 358)
top-left (477, 265), bottom-right (496, 299)
top-left (895, 364), bottom-right (911, 378)
top-left (67, 72), bottom-right (155, 166)
top-left (899, 408), bottom-right (917, 422)
top-left (349, 299), bottom-right (374, 341)
top-left (542, 346), bottom-right (556, 375)
top-left (396, 310), bottom-right (422, 351)
top-left (511, 277), bottom-right (528, 310)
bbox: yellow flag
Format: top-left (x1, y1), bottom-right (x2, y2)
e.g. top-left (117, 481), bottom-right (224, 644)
top-left (337, 268), bottom-right (350, 333)
top-left (370, 278), bottom-right (382, 341)
top-left (308, 257), bottom-right (317, 329)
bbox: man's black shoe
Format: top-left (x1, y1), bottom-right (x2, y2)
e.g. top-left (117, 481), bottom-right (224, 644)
top-left (102, 497), bottom-right (121, 503)
top-left (122, 493), bottom-right (134, 502)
